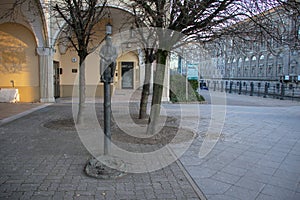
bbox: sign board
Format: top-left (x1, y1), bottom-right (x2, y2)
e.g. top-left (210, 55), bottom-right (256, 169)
top-left (187, 63), bottom-right (198, 80)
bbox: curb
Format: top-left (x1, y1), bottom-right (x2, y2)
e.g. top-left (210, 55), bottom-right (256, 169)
top-left (175, 158), bottom-right (207, 200)
top-left (167, 146), bottom-right (207, 200)
top-left (0, 103), bottom-right (52, 126)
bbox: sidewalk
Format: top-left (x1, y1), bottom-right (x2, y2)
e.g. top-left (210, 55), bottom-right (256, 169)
top-left (0, 102), bottom-right (202, 200)
top-left (1, 92), bottom-right (300, 199)
top-left (0, 103), bottom-right (51, 126)
top-left (0, 103), bottom-right (44, 120)
top-left (166, 93), bottom-right (300, 200)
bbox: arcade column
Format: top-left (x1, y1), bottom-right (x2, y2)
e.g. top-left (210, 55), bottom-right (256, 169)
top-left (36, 47), bottom-right (55, 103)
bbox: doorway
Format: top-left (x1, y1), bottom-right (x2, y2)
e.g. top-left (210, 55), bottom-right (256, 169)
top-left (53, 61), bottom-right (60, 98)
top-left (121, 62), bottom-right (134, 89)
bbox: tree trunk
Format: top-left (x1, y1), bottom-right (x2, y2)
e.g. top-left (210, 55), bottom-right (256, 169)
top-left (146, 49), bottom-right (168, 135)
top-left (139, 56), bottom-right (152, 119)
top-left (77, 56), bottom-right (86, 124)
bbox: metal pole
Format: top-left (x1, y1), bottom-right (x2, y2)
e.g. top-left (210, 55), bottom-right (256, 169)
top-left (185, 56), bottom-right (188, 101)
top-left (280, 83), bottom-right (285, 100)
top-left (263, 82), bottom-right (268, 98)
top-left (103, 75), bottom-right (111, 155)
top-left (186, 75), bottom-right (188, 101)
top-left (100, 23), bottom-right (116, 156)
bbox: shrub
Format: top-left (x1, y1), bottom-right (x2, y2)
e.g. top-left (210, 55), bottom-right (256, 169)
top-left (169, 74), bottom-right (205, 103)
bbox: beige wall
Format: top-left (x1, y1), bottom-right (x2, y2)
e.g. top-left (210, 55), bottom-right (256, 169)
top-left (59, 47), bottom-right (103, 97)
top-left (58, 43), bottom-right (140, 97)
top-left (59, 50), bottom-right (140, 97)
top-left (0, 23), bottom-right (39, 102)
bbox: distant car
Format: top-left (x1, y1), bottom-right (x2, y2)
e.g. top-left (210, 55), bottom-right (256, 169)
top-left (199, 82), bottom-right (209, 91)
top-left (201, 86), bottom-right (209, 90)
top-left (197, 86), bottom-right (209, 95)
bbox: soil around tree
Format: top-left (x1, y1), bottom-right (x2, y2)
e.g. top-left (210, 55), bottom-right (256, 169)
top-left (43, 115), bottom-right (196, 145)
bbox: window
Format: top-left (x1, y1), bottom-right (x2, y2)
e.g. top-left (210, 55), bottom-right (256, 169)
top-left (259, 65), bottom-right (263, 76)
top-left (260, 55), bottom-right (264, 60)
top-left (278, 64), bottom-right (283, 75)
top-left (244, 66), bottom-right (249, 76)
top-left (260, 40), bottom-right (266, 49)
top-left (252, 66), bottom-right (256, 76)
top-left (291, 65), bottom-right (295, 74)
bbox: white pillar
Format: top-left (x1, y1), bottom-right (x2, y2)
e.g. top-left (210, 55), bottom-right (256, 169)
top-left (162, 55), bottom-right (170, 102)
top-left (138, 48), bottom-right (145, 88)
top-left (37, 47), bottom-right (55, 103)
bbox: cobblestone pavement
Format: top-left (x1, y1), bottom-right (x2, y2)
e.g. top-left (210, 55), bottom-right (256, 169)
top-left (0, 104), bottom-right (201, 200)
top-left (1, 91), bottom-right (300, 200)
top-left (163, 92), bottom-right (300, 200)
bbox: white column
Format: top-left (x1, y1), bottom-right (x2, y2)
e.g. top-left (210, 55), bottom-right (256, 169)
top-left (138, 48), bottom-right (145, 88)
top-left (162, 55), bottom-right (170, 102)
top-left (36, 47), bottom-right (55, 103)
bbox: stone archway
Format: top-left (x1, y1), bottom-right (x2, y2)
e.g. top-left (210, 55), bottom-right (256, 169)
top-left (0, 23), bottom-right (39, 102)
top-left (0, 0), bottom-right (53, 102)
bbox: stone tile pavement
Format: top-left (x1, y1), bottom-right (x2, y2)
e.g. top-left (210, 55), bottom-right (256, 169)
top-left (166, 92), bottom-right (300, 200)
top-left (0, 103), bottom-right (201, 200)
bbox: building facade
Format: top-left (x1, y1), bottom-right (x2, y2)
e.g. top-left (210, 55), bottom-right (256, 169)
top-left (0, 0), bottom-right (160, 102)
top-left (199, 5), bottom-right (300, 99)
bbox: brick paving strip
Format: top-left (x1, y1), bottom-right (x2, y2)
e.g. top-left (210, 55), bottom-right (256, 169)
top-left (0, 103), bottom-right (204, 199)
top-left (0, 103), bottom-right (51, 125)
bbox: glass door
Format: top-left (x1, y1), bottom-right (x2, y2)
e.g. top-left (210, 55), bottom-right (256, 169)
top-left (121, 62), bottom-right (134, 89)
top-left (53, 61), bottom-right (60, 98)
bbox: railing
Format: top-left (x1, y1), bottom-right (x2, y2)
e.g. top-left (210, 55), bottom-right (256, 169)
top-left (217, 82), bottom-right (300, 101)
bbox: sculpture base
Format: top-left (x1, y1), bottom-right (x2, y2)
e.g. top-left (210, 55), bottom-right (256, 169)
top-left (84, 156), bottom-right (126, 179)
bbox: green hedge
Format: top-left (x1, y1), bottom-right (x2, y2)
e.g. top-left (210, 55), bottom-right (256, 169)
top-left (169, 74), bottom-right (205, 103)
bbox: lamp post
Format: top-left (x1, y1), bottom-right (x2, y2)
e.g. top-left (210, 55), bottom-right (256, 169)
top-left (100, 22), bottom-right (117, 155)
top-left (84, 22), bottom-right (126, 179)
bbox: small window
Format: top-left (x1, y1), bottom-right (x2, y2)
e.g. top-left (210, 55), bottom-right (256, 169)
top-left (260, 55), bottom-right (264, 60)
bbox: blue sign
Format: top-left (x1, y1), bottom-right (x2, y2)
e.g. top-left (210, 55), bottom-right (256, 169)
top-left (187, 63), bottom-right (198, 80)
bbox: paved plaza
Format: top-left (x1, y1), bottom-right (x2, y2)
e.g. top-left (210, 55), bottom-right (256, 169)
top-left (168, 91), bottom-right (300, 200)
top-left (0, 102), bottom-right (200, 200)
top-left (0, 92), bottom-right (300, 199)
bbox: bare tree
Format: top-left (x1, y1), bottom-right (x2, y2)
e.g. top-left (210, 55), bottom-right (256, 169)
top-left (128, 0), bottom-right (300, 134)
top-left (216, 0), bottom-right (300, 58)
top-left (139, 47), bottom-right (156, 119)
top-left (52, 0), bottom-right (108, 123)
top-left (128, 0), bottom-right (251, 134)
top-left (0, 0), bottom-right (28, 21)
top-left (131, 14), bottom-right (158, 119)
